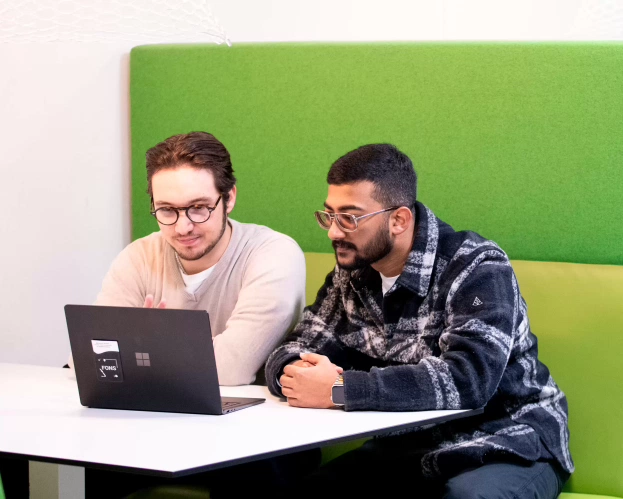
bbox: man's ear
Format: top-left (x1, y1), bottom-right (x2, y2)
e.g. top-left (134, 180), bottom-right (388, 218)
top-left (390, 206), bottom-right (413, 236)
top-left (225, 186), bottom-right (237, 214)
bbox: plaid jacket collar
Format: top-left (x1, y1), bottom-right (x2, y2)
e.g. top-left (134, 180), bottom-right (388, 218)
top-left (348, 202), bottom-right (439, 298)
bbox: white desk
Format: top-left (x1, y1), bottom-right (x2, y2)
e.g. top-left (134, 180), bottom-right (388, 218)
top-left (0, 363), bottom-right (482, 477)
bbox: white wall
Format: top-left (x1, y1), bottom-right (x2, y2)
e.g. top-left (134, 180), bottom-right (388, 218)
top-left (1, 0), bottom-right (622, 367)
top-left (0, 43), bottom-right (133, 366)
top-left (212, 0), bottom-right (623, 41)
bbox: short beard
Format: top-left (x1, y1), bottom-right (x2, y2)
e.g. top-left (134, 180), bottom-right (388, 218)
top-left (333, 224), bottom-right (393, 271)
top-left (177, 208), bottom-right (228, 262)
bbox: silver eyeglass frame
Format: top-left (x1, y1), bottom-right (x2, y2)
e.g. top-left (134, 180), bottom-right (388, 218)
top-left (314, 206), bottom-right (399, 233)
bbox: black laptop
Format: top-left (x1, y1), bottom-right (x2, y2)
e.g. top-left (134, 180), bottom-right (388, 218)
top-left (65, 305), bottom-right (265, 415)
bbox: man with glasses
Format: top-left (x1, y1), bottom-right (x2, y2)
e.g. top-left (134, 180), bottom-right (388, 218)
top-left (81, 132), bottom-right (320, 497)
top-left (265, 144), bottom-right (572, 498)
top-left (88, 132), bottom-right (306, 386)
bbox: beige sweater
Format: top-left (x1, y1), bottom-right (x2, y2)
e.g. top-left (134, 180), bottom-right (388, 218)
top-left (93, 219), bottom-right (306, 385)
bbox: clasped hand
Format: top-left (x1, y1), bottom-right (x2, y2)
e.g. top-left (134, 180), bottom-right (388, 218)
top-left (279, 353), bottom-right (343, 409)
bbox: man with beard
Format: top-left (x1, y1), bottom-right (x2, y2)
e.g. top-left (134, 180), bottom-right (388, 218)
top-left (265, 144), bottom-right (572, 498)
top-left (83, 132), bottom-right (306, 385)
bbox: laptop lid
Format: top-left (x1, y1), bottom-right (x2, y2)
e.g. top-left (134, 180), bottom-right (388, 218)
top-left (65, 305), bottom-right (254, 415)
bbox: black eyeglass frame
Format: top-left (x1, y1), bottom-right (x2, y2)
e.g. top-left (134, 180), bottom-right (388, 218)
top-left (150, 196), bottom-right (222, 225)
top-left (314, 206), bottom-right (400, 233)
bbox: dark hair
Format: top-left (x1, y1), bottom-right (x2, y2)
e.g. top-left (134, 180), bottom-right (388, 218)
top-left (327, 144), bottom-right (417, 209)
top-left (146, 132), bottom-right (236, 205)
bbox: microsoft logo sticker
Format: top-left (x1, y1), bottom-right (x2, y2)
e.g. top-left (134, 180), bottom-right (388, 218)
top-left (135, 352), bottom-right (151, 367)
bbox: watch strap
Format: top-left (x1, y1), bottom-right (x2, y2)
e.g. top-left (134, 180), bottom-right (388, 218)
top-left (331, 374), bottom-right (345, 407)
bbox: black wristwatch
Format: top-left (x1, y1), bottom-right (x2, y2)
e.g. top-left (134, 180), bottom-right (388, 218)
top-left (331, 374), bottom-right (345, 407)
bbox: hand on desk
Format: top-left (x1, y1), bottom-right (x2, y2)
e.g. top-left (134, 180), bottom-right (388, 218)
top-left (143, 294), bottom-right (167, 309)
top-left (280, 353), bottom-right (343, 409)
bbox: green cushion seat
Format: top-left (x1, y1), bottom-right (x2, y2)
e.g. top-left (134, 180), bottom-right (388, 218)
top-left (305, 253), bottom-right (623, 498)
top-left (560, 495), bottom-right (622, 499)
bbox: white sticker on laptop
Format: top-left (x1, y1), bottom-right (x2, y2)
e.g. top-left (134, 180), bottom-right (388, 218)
top-left (91, 340), bottom-right (120, 354)
top-left (92, 340), bottom-right (123, 382)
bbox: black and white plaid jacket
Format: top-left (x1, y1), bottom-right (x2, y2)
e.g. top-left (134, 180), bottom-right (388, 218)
top-left (266, 201), bottom-right (573, 478)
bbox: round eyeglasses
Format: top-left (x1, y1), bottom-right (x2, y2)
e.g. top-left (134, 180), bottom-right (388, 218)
top-left (314, 206), bottom-right (399, 232)
top-left (151, 196), bottom-right (221, 225)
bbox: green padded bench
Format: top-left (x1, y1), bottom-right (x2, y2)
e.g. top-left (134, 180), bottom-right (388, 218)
top-left (127, 255), bottom-right (623, 499)
top-left (307, 253), bottom-right (623, 498)
top-left (128, 42), bottom-right (623, 498)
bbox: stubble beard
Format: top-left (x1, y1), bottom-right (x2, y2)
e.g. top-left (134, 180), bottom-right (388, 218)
top-left (175, 209), bottom-right (228, 262)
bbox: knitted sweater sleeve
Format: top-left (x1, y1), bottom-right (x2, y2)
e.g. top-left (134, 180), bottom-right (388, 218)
top-left (94, 242), bottom-right (147, 307)
top-left (344, 253), bottom-right (516, 411)
top-left (68, 241), bottom-right (146, 368)
top-left (212, 237), bottom-right (306, 386)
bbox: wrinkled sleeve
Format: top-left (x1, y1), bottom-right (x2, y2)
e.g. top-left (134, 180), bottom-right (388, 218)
top-left (344, 252), bottom-right (516, 412)
top-left (68, 245), bottom-right (146, 368)
top-left (213, 238), bottom-right (306, 386)
top-left (265, 268), bottom-right (349, 396)
top-left (94, 245), bottom-right (147, 307)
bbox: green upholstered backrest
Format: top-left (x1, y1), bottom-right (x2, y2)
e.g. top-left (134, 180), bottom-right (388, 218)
top-left (305, 253), bottom-right (623, 497)
top-left (130, 43), bottom-right (623, 265)
top-left (129, 43), bottom-right (623, 497)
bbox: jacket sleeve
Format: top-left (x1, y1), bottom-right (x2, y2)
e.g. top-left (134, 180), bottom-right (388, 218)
top-left (343, 252), bottom-right (517, 412)
top-left (265, 268), bottom-right (349, 396)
